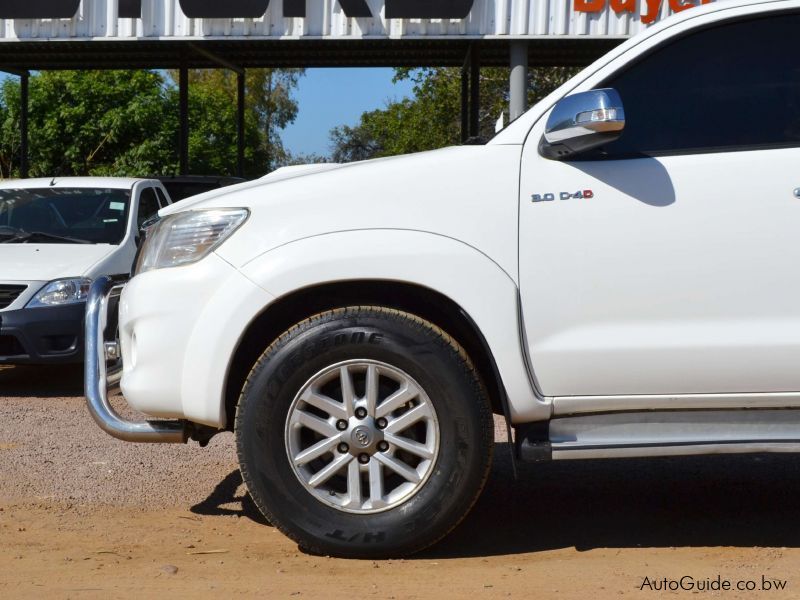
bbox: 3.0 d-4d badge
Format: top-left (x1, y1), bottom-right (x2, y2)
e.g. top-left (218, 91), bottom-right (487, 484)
top-left (531, 190), bottom-right (594, 202)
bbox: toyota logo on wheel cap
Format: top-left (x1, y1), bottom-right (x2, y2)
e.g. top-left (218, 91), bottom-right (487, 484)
top-left (352, 426), bottom-right (372, 448)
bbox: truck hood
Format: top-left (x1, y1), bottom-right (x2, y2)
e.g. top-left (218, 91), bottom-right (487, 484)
top-left (0, 244), bottom-right (116, 281)
top-left (158, 145), bottom-right (523, 278)
top-left (160, 163), bottom-right (346, 216)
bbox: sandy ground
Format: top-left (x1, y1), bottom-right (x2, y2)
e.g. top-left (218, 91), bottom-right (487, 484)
top-left (1, 365), bottom-right (800, 599)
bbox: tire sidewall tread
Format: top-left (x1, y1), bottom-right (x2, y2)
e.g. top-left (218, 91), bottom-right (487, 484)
top-left (235, 306), bottom-right (493, 558)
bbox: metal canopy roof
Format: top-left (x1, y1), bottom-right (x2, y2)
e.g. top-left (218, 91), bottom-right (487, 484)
top-left (1, 0), bottom-right (706, 179)
top-left (0, 0), bottom-right (715, 71)
top-left (0, 37), bottom-right (621, 71)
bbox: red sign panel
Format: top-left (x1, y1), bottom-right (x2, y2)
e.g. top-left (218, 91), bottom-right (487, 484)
top-left (575, 0), bottom-right (714, 25)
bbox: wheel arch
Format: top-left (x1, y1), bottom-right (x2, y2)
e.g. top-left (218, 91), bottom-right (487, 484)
top-left (224, 280), bottom-right (508, 429)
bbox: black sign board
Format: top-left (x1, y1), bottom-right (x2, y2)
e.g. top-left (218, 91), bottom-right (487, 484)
top-left (0, 0), bottom-right (475, 20)
top-left (2, 0), bottom-right (81, 18)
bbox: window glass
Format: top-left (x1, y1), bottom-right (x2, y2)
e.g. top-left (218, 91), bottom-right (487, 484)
top-left (591, 13), bottom-right (800, 159)
top-left (0, 188), bottom-right (131, 244)
top-left (137, 188), bottom-right (160, 229)
top-left (155, 188), bottom-right (169, 207)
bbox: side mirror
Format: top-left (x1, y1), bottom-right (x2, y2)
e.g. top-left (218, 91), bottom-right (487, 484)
top-left (539, 88), bottom-right (625, 160)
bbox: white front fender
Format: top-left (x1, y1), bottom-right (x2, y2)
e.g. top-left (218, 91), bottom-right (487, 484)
top-left (238, 229), bottom-right (549, 423)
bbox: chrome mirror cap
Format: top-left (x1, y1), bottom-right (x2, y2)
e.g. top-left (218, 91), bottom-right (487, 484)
top-left (541, 88), bottom-right (625, 160)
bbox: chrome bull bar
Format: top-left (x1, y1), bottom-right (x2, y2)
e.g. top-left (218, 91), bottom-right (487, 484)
top-left (84, 276), bottom-right (188, 443)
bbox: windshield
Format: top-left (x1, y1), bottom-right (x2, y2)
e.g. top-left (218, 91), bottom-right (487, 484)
top-left (0, 188), bottom-right (131, 245)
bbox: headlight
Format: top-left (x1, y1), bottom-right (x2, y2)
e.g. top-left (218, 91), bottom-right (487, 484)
top-left (27, 278), bottom-right (92, 307)
top-left (134, 208), bottom-right (249, 275)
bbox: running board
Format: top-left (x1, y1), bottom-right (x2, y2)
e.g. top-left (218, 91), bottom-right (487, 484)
top-left (516, 409), bottom-right (800, 461)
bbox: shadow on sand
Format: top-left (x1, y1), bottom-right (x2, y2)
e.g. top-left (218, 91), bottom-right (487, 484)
top-left (427, 444), bottom-right (800, 558)
top-left (190, 470), bottom-right (270, 526)
top-left (191, 443), bottom-right (800, 558)
top-left (0, 364), bottom-right (84, 398)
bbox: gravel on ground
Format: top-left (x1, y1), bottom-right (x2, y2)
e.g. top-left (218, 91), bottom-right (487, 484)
top-left (1, 364), bottom-right (799, 599)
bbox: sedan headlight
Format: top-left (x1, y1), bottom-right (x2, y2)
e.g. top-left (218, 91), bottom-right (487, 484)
top-left (27, 278), bottom-right (92, 307)
top-left (134, 209), bottom-right (249, 275)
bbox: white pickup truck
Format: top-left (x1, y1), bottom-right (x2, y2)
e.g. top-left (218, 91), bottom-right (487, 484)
top-left (85, 0), bottom-right (800, 558)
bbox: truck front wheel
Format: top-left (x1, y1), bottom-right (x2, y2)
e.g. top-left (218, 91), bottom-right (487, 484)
top-left (234, 306), bottom-right (493, 558)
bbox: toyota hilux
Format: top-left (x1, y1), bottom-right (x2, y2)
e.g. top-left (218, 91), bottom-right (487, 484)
top-left (84, 0), bottom-right (800, 558)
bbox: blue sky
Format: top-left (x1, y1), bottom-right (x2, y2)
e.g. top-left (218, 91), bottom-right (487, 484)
top-left (281, 68), bottom-right (415, 158)
top-left (0, 68), bottom-right (415, 160)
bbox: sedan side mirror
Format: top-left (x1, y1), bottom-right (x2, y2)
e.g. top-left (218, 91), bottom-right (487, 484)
top-left (539, 88), bottom-right (625, 160)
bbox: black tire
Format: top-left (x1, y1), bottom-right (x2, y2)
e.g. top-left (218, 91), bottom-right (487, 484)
top-left (235, 306), bottom-right (493, 558)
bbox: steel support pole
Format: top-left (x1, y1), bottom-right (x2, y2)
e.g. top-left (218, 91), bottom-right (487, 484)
top-left (179, 67), bottom-right (189, 176)
top-left (469, 45), bottom-right (480, 139)
top-left (20, 71), bottom-right (29, 178)
top-left (237, 71), bottom-right (245, 178)
top-left (460, 56), bottom-right (469, 143)
top-left (509, 41), bottom-right (529, 122)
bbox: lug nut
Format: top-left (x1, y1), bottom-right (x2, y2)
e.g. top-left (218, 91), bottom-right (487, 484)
top-left (337, 443), bottom-right (349, 454)
top-left (376, 417), bottom-right (388, 429)
top-left (377, 441), bottom-right (389, 452)
top-left (336, 420), bottom-right (348, 431)
top-left (358, 453), bottom-right (370, 464)
top-left (355, 407), bottom-right (368, 419)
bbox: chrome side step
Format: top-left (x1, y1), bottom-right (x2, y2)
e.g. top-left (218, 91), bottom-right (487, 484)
top-left (84, 276), bottom-right (188, 444)
top-left (517, 409), bottom-right (800, 461)
top-left (552, 441), bottom-right (800, 460)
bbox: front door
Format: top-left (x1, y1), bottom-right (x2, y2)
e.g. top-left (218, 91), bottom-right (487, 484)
top-left (519, 11), bottom-right (800, 398)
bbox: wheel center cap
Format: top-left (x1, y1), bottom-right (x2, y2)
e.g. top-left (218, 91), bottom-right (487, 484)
top-left (351, 426), bottom-right (373, 449)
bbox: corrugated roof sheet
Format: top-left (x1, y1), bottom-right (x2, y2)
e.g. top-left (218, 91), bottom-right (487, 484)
top-left (0, 0), bottom-right (719, 41)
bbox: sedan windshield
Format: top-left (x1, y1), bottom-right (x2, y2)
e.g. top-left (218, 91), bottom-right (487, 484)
top-left (0, 188), bottom-right (131, 245)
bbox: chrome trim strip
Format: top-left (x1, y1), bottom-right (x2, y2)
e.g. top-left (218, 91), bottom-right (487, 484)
top-left (553, 392), bottom-right (800, 416)
top-left (84, 276), bottom-right (188, 444)
top-left (552, 442), bottom-right (800, 460)
top-left (548, 408), bottom-right (800, 459)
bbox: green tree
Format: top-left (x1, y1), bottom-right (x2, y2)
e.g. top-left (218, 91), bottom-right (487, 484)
top-left (0, 67), bottom-right (304, 179)
top-left (330, 66), bottom-right (578, 162)
top-left (171, 68), bottom-right (304, 177)
top-left (0, 78), bottom-right (20, 178)
top-left (248, 69), bottom-right (304, 172)
top-left (0, 70), bottom-right (177, 178)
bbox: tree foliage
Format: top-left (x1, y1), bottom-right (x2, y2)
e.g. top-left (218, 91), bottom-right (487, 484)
top-left (0, 68), bottom-right (303, 179)
top-left (330, 66), bottom-right (578, 163)
top-left (0, 71), bottom-right (175, 178)
top-left (172, 68), bottom-right (304, 176)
